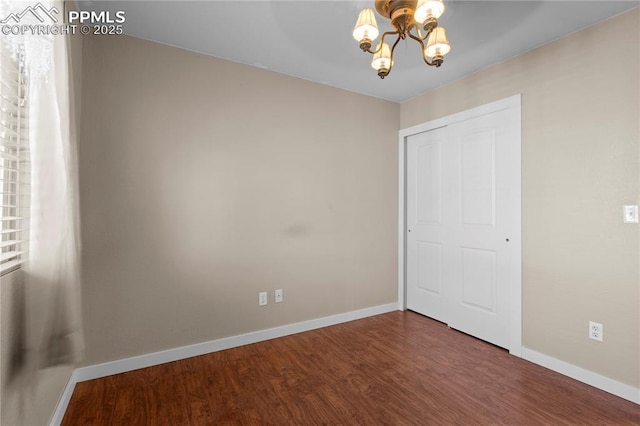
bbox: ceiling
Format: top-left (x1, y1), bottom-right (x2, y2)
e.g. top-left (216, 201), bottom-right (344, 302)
top-left (77, 1), bottom-right (639, 103)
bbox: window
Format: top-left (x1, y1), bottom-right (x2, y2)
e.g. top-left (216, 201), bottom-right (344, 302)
top-left (0, 46), bottom-right (30, 275)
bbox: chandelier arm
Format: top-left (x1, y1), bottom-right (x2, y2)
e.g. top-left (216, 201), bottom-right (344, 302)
top-left (407, 31), bottom-right (427, 50)
top-left (422, 50), bottom-right (439, 67)
top-left (408, 31), bottom-right (439, 67)
top-left (412, 23), bottom-right (434, 41)
top-left (386, 33), bottom-right (403, 75)
top-left (389, 33), bottom-right (402, 57)
top-left (422, 54), bottom-right (438, 67)
top-left (363, 30), bottom-right (401, 54)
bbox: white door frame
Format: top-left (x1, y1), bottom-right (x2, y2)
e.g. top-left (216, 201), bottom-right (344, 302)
top-left (397, 94), bottom-right (522, 356)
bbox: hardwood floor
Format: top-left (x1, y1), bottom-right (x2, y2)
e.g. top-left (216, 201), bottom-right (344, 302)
top-left (62, 311), bottom-right (639, 425)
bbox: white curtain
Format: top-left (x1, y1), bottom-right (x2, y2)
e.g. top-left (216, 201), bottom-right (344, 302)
top-left (20, 0), bottom-right (84, 371)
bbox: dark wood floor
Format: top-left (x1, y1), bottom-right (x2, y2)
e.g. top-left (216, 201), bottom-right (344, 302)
top-left (62, 311), bottom-right (639, 425)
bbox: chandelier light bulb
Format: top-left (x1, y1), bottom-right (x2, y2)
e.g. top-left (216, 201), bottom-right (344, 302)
top-left (353, 8), bottom-right (379, 43)
top-left (415, 0), bottom-right (445, 24)
top-left (425, 26), bottom-right (451, 58)
top-left (371, 42), bottom-right (392, 78)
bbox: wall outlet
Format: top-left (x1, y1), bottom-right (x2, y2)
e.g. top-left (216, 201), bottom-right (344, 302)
top-left (275, 289), bottom-right (283, 303)
top-left (589, 321), bottom-right (603, 342)
top-left (259, 291), bottom-right (267, 306)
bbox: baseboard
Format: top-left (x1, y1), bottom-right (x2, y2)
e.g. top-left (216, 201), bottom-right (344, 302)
top-left (521, 347), bottom-right (639, 405)
top-left (50, 370), bottom-right (80, 426)
top-left (50, 302), bottom-right (398, 425)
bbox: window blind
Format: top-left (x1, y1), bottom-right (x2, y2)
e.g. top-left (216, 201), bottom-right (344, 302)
top-left (0, 46), bottom-right (30, 275)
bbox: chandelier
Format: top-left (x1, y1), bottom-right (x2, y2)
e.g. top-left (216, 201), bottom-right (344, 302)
top-left (353, 0), bottom-right (451, 79)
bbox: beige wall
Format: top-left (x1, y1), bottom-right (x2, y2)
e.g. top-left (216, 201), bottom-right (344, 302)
top-left (402, 8), bottom-right (639, 387)
top-left (79, 35), bottom-right (400, 365)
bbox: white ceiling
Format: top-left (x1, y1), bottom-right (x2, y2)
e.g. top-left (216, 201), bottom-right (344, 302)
top-left (77, 1), bottom-right (638, 102)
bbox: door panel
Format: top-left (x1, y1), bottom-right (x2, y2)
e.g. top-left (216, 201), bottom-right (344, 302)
top-left (447, 109), bottom-right (518, 349)
top-left (406, 128), bottom-right (448, 323)
top-left (417, 142), bottom-right (442, 224)
top-left (417, 241), bottom-right (442, 294)
top-left (461, 247), bottom-right (496, 313)
top-left (461, 129), bottom-right (495, 226)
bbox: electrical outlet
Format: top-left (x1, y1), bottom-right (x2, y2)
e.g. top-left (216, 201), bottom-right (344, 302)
top-left (589, 321), bottom-right (603, 342)
top-left (259, 291), bottom-right (267, 306)
top-left (275, 289), bottom-right (283, 303)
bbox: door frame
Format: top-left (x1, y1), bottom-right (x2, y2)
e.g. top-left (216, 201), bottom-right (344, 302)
top-left (397, 94), bottom-right (522, 356)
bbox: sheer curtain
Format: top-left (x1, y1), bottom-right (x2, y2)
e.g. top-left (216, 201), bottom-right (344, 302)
top-left (17, 0), bottom-right (84, 372)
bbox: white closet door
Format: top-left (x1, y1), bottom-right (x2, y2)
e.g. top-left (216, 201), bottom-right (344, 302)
top-left (406, 106), bottom-right (521, 350)
top-left (406, 127), bottom-right (450, 324)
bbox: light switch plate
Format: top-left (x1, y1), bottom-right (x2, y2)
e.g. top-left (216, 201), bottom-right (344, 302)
top-left (623, 205), bottom-right (638, 223)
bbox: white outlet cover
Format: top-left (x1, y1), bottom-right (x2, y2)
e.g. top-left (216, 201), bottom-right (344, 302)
top-left (589, 321), bottom-right (603, 342)
top-left (623, 205), bottom-right (638, 223)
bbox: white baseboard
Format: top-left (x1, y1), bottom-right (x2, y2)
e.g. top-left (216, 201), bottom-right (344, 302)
top-left (521, 347), bottom-right (639, 405)
top-left (50, 370), bottom-right (79, 426)
top-left (50, 302), bottom-right (398, 425)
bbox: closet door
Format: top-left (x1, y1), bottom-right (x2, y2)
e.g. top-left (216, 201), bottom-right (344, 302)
top-left (406, 106), bottom-right (520, 350)
top-left (406, 126), bottom-right (450, 324)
